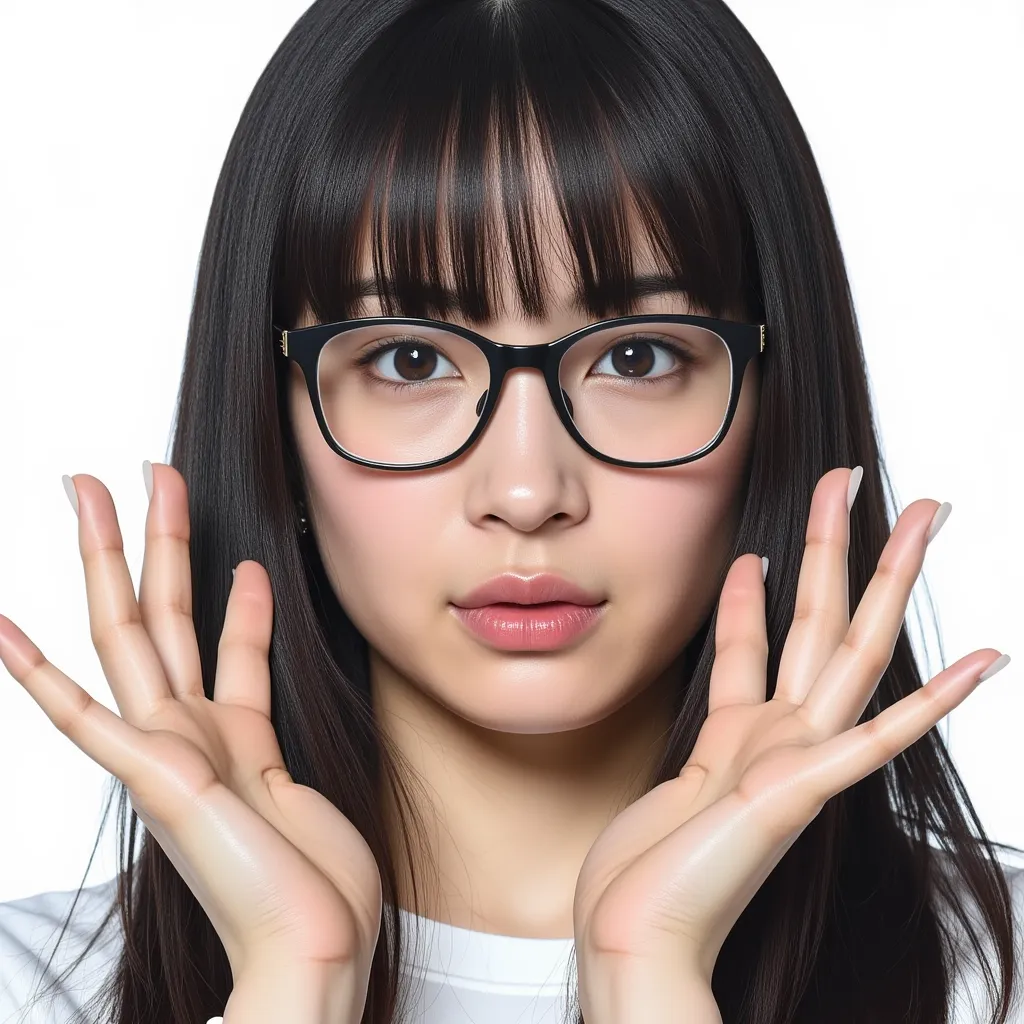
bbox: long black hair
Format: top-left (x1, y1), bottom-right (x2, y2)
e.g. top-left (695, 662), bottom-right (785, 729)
top-left (23, 0), bottom-right (1020, 1021)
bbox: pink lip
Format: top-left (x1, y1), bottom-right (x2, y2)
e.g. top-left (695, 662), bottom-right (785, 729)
top-left (449, 603), bottom-right (606, 651)
top-left (449, 573), bottom-right (607, 651)
top-left (452, 572), bottom-right (605, 609)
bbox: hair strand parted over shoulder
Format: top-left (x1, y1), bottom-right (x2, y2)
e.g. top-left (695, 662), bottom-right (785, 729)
top-left (24, 1), bottom-right (1019, 1023)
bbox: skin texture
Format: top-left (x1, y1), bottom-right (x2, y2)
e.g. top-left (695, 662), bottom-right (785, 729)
top-left (0, 469), bottom-right (383, 1024)
top-left (286, 167), bottom-right (762, 938)
top-left (0, 133), bottom-right (1007, 1024)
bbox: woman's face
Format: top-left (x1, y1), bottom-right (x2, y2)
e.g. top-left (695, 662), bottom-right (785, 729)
top-left (287, 197), bottom-right (761, 736)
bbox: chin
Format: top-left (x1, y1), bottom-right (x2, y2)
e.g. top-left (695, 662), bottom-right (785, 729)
top-left (425, 657), bottom-right (647, 736)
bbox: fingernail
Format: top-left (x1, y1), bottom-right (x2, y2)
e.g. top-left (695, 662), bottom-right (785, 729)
top-left (978, 653), bottom-right (1010, 682)
top-left (232, 566), bottom-right (236, 578)
top-left (61, 474), bottom-right (79, 517)
top-left (846, 465), bottom-right (864, 512)
top-left (142, 460), bottom-right (153, 502)
top-left (761, 555), bottom-right (769, 581)
top-left (926, 501), bottom-right (952, 543)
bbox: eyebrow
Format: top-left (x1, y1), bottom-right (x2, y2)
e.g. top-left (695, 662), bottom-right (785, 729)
top-left (349, 271), bottom-right (690, 316)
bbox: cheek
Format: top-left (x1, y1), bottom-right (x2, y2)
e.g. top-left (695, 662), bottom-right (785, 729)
top-left (289, 374), bottom-right (452, 645)
top-left (323, 480), bottom-right (457, 622)
top-left (601, 364), bottom-right (757, 630)
top-left (598, 440), bottom-right (749, 655)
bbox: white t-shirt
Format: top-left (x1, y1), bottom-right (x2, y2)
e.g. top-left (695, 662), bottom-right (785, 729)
top-left (1, 855), bottom-right (1022, 1023)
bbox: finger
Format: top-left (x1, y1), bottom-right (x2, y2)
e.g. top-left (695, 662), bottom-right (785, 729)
top-left (212, 560), bottom-right (274, 716)
top-left (0, 615), bottom-right (150, 788)
top-left (67, 474), bottom-right (172, 720)
top-left (798, 497), bottom-right (944, 735)
top-left (586, 651), bottom-right (1003, 962)
top-left (773, 467), bottom-right (856, 705)
top-left (800, 648), bottom-right (1005, 802)
top-left (138, 463), bottom-right (205, 699)
top-left (0, 615), bottom-right (367, 968)
top-left (707, 553), bottom-right (768, 714)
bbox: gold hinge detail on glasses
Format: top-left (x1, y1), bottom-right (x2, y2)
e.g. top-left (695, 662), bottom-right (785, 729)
top-left (759, 324), bottom-right (766, 353)
top-left (280, 330), bottom-right (289, 357)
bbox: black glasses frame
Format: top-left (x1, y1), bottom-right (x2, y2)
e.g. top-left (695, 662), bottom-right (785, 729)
top-left (272, 313), bottom-right (767, 471)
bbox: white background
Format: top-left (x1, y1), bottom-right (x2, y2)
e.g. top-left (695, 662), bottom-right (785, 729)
top-left (0, 1), bottom-right (1020, 904)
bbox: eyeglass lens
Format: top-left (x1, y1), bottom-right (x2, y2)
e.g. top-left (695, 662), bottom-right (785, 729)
top-left (314, 321), bottom-right (733, 466)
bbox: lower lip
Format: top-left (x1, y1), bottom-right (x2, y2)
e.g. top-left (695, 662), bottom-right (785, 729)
top-left (449, 602), bottom-right (607, 651)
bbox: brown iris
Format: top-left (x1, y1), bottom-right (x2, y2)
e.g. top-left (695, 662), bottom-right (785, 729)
top-left (392, 344), bottom-right (437, 381)
top-left (610, 340), bottom-right (655, 377)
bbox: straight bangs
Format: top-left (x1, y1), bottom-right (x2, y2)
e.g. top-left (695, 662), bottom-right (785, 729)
top-left (275, 0), bottom-right (763, 330)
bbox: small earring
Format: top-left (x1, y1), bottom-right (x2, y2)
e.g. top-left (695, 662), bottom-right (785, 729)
top-left (297, 501), bottom-right (309, 535)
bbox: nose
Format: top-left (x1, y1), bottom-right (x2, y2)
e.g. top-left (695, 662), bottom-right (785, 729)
top-left (462, 366), bottom-right (590, 533)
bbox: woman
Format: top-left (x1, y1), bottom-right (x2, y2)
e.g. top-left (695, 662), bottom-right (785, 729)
top-left (0, 0), bottom-right (1020, 1022)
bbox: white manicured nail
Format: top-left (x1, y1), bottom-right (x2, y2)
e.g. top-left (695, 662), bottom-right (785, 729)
top-left (978, 654), bottom-right (1010, 682)
top-left (61, 474), bottom-right (79, 517)
top-left (761, 555), bottom-right (769, 581)
top-left (926, 501), bottom-right (952, 543)
top-left (142, 460), bottom-right (153, 502)
top-left (846, 465), bottom-right (864, 512)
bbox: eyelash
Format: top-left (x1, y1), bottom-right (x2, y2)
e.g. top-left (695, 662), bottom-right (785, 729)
top-left (352, 335), bottom-right (698, 390)
top-left (352, 337), bottom-right (458, 393)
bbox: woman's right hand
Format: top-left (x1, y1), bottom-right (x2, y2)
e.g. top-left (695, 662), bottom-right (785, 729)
top-left (0, 463), bottom-right (382, 1019)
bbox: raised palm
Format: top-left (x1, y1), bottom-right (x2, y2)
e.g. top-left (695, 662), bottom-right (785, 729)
top-left (574, 466), bottom-right (1005, 983)
top-left (0, 464), bottom-right (382, 991)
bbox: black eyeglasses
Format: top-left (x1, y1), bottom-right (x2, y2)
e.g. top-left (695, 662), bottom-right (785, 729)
top-left (273, 313), bottom-right (766, 471)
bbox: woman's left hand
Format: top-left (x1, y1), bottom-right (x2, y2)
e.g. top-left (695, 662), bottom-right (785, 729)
top-left (572, 466), bottom-right (1008, 1019)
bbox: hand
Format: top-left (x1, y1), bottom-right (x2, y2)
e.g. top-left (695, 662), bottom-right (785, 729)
top-left (0, 463), bottom-right (382, 1020)
top-left (573, 466), bottom-right (1008, 1011)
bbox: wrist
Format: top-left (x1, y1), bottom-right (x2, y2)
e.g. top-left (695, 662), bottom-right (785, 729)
top-left (223, 959), bottom-right (367, 1024)
top-left (579, 955), bottom-right (722, 1024)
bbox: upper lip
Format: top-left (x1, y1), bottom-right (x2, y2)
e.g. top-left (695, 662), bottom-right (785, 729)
top-left (451, 573), bottom-right (606, 608)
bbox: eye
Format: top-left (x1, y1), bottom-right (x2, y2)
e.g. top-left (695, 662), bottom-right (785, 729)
top-left (363, 338), bottom-right (460, 382)
top-left (591, 337), bottom-right (685, 379)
